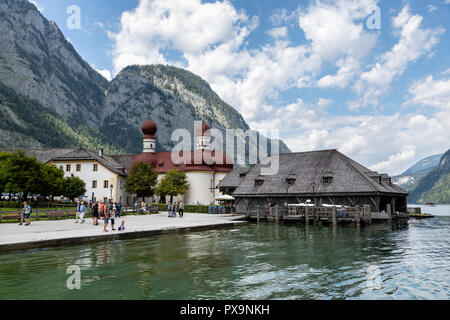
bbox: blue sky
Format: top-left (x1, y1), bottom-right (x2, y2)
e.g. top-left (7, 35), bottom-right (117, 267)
top-left (30, 0), bottom-right (450, 175)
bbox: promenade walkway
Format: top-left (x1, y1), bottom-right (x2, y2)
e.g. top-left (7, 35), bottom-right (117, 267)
top-left (0, 213), bottom-right (246, 252)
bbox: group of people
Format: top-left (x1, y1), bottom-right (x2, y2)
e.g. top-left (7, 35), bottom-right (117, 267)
top-left (167, 201), bottom-right (184, 218)
top-left (76, 200), bottom-right (124, 232)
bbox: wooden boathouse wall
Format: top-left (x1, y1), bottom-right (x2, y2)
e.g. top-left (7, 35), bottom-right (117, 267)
top-left (243, 204), bottom-right (409, 225)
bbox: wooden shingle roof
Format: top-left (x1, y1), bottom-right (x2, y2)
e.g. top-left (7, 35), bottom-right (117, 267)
top-left (230, 149), bottom-right (408, 196)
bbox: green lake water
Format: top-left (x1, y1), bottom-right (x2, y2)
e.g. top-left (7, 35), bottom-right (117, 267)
top-left (0, 205), bottom-right (449, 300)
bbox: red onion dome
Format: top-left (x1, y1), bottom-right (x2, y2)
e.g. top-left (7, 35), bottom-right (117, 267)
top-left (142, 117), bottom-right (157, 138)
top-left (195, 121), bottom-right (211, 137)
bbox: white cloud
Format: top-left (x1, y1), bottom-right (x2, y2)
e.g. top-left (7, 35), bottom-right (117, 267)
top-left (96, 69), bottom-right (112, 81)
top-left (28, 0), bottom-right (44, 12)
top-left (108, 0), bottom-right (449, 174)
top-left (94, 22), bottom-right (105, 29)
top-left (427, 5), bottom-right (438, 13)
top-left (405, 75), bottom-right (450, 109)
top-left (110, 0), bottom-right (380, 121)
top-left (350, 5), bottom-right (444, 109)
top-left (266, 26), bottom-right (288, 39)
top-left (371, 147), bottom-right (416, 172)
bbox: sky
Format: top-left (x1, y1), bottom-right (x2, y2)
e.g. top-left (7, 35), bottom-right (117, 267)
top-left (29, 0), bottom-right (450, 175)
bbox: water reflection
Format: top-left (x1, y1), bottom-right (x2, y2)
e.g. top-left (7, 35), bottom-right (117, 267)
top-left (0, 216), bottom-right (449, 299)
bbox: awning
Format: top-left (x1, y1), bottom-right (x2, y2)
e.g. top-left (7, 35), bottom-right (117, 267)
top-left (215, 195), bottom-right (235, 201)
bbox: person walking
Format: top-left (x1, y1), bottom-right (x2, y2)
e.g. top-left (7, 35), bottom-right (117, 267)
top-left (110, 203), bottom-right (117, 231)
top-left (178, 201), bottom-right (184, 218)
top-left (167, 202), bottom-right (172, 217)
top-left (79, 201), bottom-right (87, 224)
top-left (75, 201), bottom-right (81, 223)
top-left (21, 201), bottom-right (32, 226)
top-left (92, 201), bottom-right (99, 225)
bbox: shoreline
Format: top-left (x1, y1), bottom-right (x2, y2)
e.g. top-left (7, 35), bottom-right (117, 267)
top-left (0, 213), bottom-right (247, 252)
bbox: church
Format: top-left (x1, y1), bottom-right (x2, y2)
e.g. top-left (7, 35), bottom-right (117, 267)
top-left (1, 117), bottom-right (234, 205)
top-left (115, 117), bottom-right (234, 204)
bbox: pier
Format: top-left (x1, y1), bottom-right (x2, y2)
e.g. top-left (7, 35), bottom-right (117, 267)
top-left (0, 213), bottom-right (247, 252)
top-left (244, 204), bottom-right (408, 226)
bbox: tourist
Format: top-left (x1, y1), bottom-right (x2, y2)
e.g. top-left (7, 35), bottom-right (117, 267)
top-left (75, 201), bottom-right (81, 223)
top-left (167, 202), bottom-right (172, 217)
top-left (104, 202), bottom-right (110, 222)
top-left (21, 201), bottom-right (31, 226)
top-left (178, 201), bottom-right (184, 218)
top-left (99, 201), bottom-right (105, 219)
top-left (116, 201), bottom-right (122, 218)
top-left (92, 201), bottom-right (99, 225)
top-left (118, 220), bottom-right (125, 231)
top-left (79, 201), bottom-right (87, 224)
top-left (140, 202), bottom-right (147, 215)
top-left (103, 206), bottom-right (109, 232)
top-left (110, 204), bottom-right (117, 231)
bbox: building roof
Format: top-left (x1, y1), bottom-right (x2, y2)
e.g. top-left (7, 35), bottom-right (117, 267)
top-left (130, 150), bottom-right (233, 173)
top-left (217, 166), bottom-right (250, 188)
top-left (0, 148), bottom-right (78, 163)
top-left (228, 149), bottom-right (408, 196)
top-left (50, 148), bottom-right (128, 176)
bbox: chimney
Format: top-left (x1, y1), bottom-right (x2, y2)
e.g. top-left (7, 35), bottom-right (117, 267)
top-left (99, 148), bottom-right (104, 157)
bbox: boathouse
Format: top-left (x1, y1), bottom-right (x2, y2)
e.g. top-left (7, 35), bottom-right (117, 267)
top-left (218, 149), bottom-right (408, 214)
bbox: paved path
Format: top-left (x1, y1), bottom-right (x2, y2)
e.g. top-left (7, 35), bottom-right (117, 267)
top-left (0, 213), bottom-right (247, 252)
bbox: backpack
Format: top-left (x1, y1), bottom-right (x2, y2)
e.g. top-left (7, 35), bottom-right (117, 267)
top-left (29, 206), bottom-right (33, 214)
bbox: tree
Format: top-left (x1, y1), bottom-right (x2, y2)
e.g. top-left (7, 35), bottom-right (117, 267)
top-left (62, 175), bottom-right (86, 201)
top-left (41, 164), bottom-right (65, 200)
top-left (156, 169), bottom-right (190, 203)
top-left (0, 152), bottom-right (11, 194)
top-left (125, 162), bottom-right (158, 201)
top-left (1, 151), bottom-right (44, 200)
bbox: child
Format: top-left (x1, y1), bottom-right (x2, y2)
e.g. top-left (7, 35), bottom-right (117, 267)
top-left (118, 220), bottom-right (125, 231)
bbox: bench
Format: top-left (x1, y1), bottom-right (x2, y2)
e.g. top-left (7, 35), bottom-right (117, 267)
top-left (0, 211), bottom-right (22, 222)
top-left (148, 206), bottom-right (159, 213)
top-left (45, 211), bottom-right (68, 220)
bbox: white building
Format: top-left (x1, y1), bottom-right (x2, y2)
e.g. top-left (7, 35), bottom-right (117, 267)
top-left (126, 117), bottom-right (233, 205)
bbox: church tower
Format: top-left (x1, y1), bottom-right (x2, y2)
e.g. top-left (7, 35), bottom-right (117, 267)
top-left (195, 121), bottom-right (211, 150)
top-left (141, 116), bottom-right (157, 153)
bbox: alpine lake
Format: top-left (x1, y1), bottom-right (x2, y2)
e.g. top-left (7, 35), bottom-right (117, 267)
top-left (0, 205), bottom-right (449, 300)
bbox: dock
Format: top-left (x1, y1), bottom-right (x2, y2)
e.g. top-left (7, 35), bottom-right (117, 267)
top-left (0, 213), bottom-right (247, 252)
top-left (243, 203), bottom-right (408, 226)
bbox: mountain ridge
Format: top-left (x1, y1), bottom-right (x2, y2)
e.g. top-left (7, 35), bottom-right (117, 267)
top-left (0, 0), bottom-right (290, 159)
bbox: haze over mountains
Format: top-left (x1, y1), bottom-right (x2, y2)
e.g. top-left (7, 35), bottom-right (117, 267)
top-left (0, 0), bottom-right (289, 157)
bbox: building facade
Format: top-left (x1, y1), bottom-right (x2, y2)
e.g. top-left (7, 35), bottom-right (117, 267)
top-left (1, 118), bottom-right (234, 205)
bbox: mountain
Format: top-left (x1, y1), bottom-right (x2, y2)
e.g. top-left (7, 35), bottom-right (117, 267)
top-left (0, 0), bottom-right (290, 159)
top-left (392, 153), bottom-right (442, 191)
top-left (408, 149), bottom-right (450, 204)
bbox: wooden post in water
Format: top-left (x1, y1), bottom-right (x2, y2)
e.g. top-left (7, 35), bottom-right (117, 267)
top-left (386, 204), bottom-right (392, 223)
top-left (305, 206), bottom-right (310, 224)
top-left (364, 205), bottom-right (371, 225)
top-left (355, 205), bottom-right (361, 227)
top-left (332, 206), bottom-right (337, 226)
top-left (275, 206), bottom-right (279, 223)
top-left (257, 209), bottom-right (260, 223)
